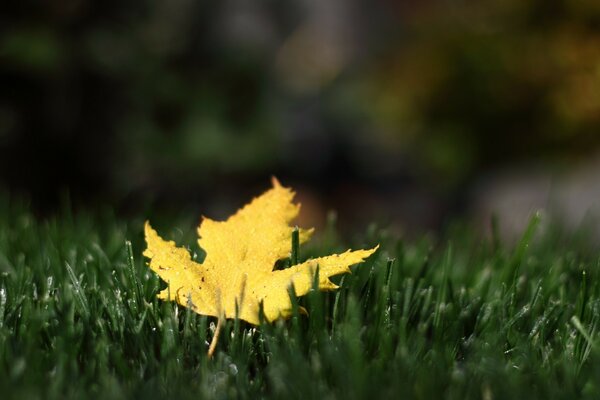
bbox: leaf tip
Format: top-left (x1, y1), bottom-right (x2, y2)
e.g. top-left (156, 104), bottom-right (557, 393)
top-left (144, 221), bottom-right (156, 243)
top-left (271, 176), bottom-right (282, 188)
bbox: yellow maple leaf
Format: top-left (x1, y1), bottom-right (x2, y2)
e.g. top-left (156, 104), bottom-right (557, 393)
top-left (143, 178), bottom-right (378, 326)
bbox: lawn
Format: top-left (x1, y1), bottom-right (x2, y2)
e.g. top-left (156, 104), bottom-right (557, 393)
top-left (0, 198), bottom-right (599, 399)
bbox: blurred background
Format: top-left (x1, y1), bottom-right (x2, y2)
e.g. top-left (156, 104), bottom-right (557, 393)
top-left (2, 0), bottom-right (600, 236)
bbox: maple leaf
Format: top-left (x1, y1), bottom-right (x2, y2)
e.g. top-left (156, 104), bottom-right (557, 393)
top-left (143, 178), bottom-right (378, 326)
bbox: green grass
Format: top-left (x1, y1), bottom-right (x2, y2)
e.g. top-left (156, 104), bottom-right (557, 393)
top-left (0, 198), bottom-right (599, 399)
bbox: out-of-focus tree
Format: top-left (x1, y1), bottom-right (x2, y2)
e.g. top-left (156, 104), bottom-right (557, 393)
top-left (351, 0), bottom-right (600, 188)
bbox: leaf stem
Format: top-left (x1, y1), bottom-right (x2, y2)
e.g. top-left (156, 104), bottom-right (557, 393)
top-left (208, 316), bottom-right (223, 359)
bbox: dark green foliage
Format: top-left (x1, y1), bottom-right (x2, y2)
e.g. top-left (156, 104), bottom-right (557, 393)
top-left (0, 200), bottom-right (599, 399)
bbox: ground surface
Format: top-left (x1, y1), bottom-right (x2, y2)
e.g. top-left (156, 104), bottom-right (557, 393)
top-left (0, 200), bottom-right (599, 399)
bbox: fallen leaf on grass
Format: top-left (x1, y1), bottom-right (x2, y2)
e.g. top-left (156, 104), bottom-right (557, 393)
top-left (144, 178), bottom-right (378, 325)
